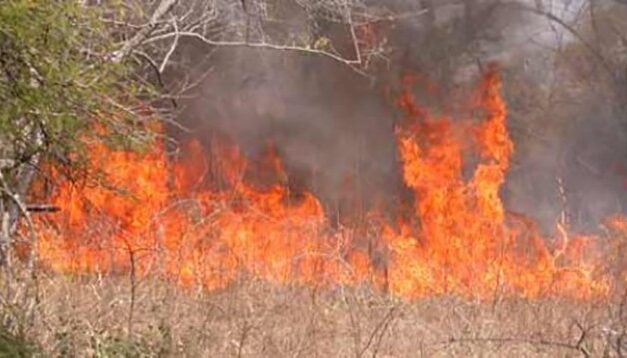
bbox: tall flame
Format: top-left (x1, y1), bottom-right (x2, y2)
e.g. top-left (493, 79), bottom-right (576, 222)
top-left (386, 67), bottom-right (607, 298)
top-left (33, 68), bottom-right (614, 300)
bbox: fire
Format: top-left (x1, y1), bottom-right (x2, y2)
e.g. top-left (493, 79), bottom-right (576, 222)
top-left (32, 68), bottom-right (617, 300)
top-left (36, 133), bottom-right (365, 290)
top-left (387, 66), bottom-right (608, 298)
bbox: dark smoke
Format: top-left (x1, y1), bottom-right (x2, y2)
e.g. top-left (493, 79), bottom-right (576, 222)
top-left (177, 46), bottom-right (403, 222)
top-left (167, 0), bottom-right (626, 232)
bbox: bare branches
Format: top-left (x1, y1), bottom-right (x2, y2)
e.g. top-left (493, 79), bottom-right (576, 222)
top-left (145, 31), bottom-right (361, 65)
top-left (158, 15), bottom-right (180, 73)
top-left (441, 335), bottom-right (592, 357)
top-left (358, 305), bottom-right (397, 357)
top-left (502, 1), bottom-right (616, 77)
top-left (111, 0), bottom-right (179, 63)
top-left (105, 0), bottom-right (398, 72)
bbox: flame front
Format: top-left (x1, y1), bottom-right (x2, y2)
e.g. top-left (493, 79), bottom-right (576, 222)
top-left (387, 67), bottom-right (607, 298)
top-left (34, 69), bottom-right (615, 299)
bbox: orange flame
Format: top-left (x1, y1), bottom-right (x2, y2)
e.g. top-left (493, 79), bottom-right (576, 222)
top-left (386, 66), bottom-right (608, 298)
top-left (33, 68), bottom-right (617, 300)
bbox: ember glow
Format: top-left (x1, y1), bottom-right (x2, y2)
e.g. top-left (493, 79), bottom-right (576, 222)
top-left (33, 68), bottom-right (616, 299)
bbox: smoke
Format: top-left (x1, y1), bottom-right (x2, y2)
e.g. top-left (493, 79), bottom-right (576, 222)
top-left (178, 46), bottom-right (402, 219)
top-left (500, 0), bottom-right (627, 233)
top-left (169, 0), bottom-right (626, 231)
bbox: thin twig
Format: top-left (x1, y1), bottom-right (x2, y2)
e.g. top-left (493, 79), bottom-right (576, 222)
top-left (159, 15), bottom-right (180, 73)
top-left (359, 305), bottom-right (397, 357)
top-left (441, 335), bottom-right (592, 356)
top-left (143, 32), bottom-right (362, 66)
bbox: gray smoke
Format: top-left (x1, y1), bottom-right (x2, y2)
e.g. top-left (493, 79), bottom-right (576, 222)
top-left (168, 0), bottom-right (626, 231)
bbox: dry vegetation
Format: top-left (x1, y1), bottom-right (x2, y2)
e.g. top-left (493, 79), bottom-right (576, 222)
top-left (0, 262), bottom-right (624, 357)
top-left (1, 1), bottom-right (626, 357)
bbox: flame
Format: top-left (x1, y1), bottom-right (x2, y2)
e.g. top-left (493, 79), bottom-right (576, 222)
top-left (32, 68), bottom-right (618, 300)
top-left (36, 133), bottom-right (368, 290)
top-left (386, 66), bottom-right (608, 298)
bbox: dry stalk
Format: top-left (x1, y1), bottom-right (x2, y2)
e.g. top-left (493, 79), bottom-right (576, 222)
top-left (358, 304), bottom-right (397, 357)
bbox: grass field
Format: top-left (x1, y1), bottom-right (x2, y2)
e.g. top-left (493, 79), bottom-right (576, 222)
top-left (0, 265), bottom-right (625, 357)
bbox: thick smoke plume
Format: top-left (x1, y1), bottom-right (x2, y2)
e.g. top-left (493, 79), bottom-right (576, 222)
top-left (169, 0), bottom-right (626, 232)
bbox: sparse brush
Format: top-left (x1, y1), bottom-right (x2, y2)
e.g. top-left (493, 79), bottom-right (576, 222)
top-left (0, 264), bottom-right (624, 357)
top-left (0, 327), bottom-right (39, 358)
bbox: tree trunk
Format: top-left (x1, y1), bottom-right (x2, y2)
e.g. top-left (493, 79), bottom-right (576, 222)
top-left (0, 128), bottom-right (43, 266)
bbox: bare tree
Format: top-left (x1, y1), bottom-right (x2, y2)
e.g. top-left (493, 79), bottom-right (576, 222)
top-left (108, 0), bottom-right (394, 70)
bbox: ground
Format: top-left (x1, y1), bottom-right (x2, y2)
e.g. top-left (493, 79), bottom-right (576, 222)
top-left (1, 267), bottom-right (624, 357)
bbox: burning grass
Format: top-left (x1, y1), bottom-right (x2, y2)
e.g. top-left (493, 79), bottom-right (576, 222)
top-left (28, 67), bottom-right (620, 301)
top-left (2, 67), bottom-right (625, 355)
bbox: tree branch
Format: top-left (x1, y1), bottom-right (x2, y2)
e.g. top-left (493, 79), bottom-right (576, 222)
top-left (111, 0), bottom-right (178, 63)
top-left (144, 31), bottom-right (362, 65)
top-left (503, 1), bottom-right (615, 77)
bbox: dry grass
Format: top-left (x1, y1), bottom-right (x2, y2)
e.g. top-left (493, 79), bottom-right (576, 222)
top-left (0, 264), bottom-right (625, 357)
